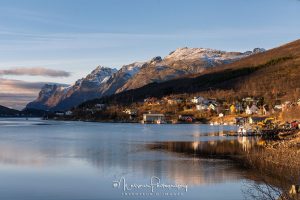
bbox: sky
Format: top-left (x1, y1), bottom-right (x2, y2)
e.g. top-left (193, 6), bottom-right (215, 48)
top-left (0, 0), bottom-right (300, 109)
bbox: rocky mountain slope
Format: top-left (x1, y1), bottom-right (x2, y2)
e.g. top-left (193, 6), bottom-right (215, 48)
top-left (26, 84), bottom-right (70, 110)
top-left (82, 39), bottom-right (300, 106)
top-left (27, 47), bottom-right (263, 111)
top-left (27, 67), bottom-right (117, 111)
top-left (116, 47), bottom-right (264, 92)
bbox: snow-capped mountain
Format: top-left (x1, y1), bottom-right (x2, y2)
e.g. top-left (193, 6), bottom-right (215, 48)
top-left (99, 62), bottom-right (145, 96)
top-left (84, 66), bottom-right (117, 86)
top-left (116, 47), bottom-right (264, 92)
top-left (26, 67), bottom-right (117, 111)
top-left (27, 47), bottom-right (264, 111)
top-left (26, 84), bottom-right (70, 110)
top-left (165, 47), bottom-right (239, 61)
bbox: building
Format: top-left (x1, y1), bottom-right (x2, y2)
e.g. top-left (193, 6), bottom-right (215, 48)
top-left (167, 98), bottom-right (183, 105)
top-left (208, 103), bottom-right (218, 111)
top-left (191, 96), bottom-right (205, 104)
top-left (230, 105), bottom-right (236, 113)
top-left (142, 114), bottom-right (165, 124)
top-left (236, 117), bottom-right (246, 125)
top-left (250, 105), bottom-right (259, 114)
top-left (245, 105), bottom-right (252, 115)
top-left (248, 116), bottom-right (268, 124)
top-left (242, 97), bottom-right (255, 105)
top-left (274, 104), bottom-right (282, 111)
top-left (262, 105), bottom-right (269, 115)
top-left (123, 109), bottom-right (137, 115)
top-left (178, 115), bottom-right (194, 122)
top-left (55, 112), bottom-right (64, 116)
top-left (65, 111), bottom-right (73, 116)
top-left (95, 104), bottom-right (106, 110)
top-left (196, 104), bottom-right (208, 111)
top-left (235, 103), bottom-right (244, 113)
top-left (281, 101), bottom-right (292, 110)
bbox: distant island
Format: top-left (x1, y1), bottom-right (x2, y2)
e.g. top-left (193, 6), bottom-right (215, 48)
top-left (0, 105), bottom-right (46, 117)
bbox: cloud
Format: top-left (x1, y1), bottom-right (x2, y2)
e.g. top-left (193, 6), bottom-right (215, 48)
top-left (0, 93), bottom-right (37, 110)
top-left (0, 78), bottom-right (46, 92)
top-left (0, 67), bottom-right (70, 77)
top-left (0, 78), bottom-right (67, 110)
top-left (0, 78), bottom-right (44, 109)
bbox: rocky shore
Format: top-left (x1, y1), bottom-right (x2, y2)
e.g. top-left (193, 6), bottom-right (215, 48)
top-left (244, 131), bottom-right (300, 199)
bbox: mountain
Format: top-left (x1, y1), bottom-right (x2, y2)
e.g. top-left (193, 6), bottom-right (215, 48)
top-left (99, 62), bottom-right (145, 96)
top-left (116, 47), bottom-right (264, 92)
top-left (27, 67), bottom-right (117, 111)
top-left (27, 47), bottom-right (263, 111)
top-left (81, 39), bottom-right (300, 106)
top-left (26, 84), bottom-right (70, 110)
top-left (0, 105), bottom-right (19, 116)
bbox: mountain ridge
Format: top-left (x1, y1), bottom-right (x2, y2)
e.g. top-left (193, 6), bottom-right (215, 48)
top-left (26, 47), bottom-right (264, 111)
top-left (79, 39), bottom-right (300, 107)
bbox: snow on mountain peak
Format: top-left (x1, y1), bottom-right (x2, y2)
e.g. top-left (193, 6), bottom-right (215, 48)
top-left (37, 83), bottom-right (70, 101)
top-left (165, 47), bottom-right (234, 61)
top-left (164, 47), bottom-right (266, 63)
top-left (119, 62), bottom-right (146, 77)
top-left (253, 48), bottom-right (266, 54)
top-left (85, 66), bottom-right (117, 85)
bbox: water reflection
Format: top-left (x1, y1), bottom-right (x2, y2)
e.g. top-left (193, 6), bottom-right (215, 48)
top-left (0, 141), bottom-right (243, 186)
top-left (146, 139), bottom-right (299, 200)
top-left (147, 137), bottom-right (259, 159)
top-left (0, 119), bottom-right (283, 200)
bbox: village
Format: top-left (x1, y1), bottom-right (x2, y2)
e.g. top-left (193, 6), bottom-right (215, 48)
top-left (55, 94), bottom-right (300, 135)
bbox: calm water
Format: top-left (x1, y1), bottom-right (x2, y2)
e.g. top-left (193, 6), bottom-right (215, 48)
top-left (0, 118), bottom-right (263, 200)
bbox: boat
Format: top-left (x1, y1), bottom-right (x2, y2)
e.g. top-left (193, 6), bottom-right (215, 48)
top-left (237, 126), bottom-right (247, 135)
top-left (237, 125), bottom-right (258, 136)
top-left (156, 119), bottom-right (166, 124)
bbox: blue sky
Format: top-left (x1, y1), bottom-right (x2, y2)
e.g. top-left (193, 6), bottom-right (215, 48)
top-left (0, 0), bottom-right (300, 109)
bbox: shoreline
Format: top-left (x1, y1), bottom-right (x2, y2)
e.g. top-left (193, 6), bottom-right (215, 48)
top-left (45, 115), bottom-right (237, 125)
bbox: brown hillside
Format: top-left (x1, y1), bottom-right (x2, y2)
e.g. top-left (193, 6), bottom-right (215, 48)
top-left (81, 39), bottom-right (300, 107)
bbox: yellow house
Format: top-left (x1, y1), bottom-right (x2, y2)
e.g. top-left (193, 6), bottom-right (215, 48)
top-left (230, 104), bottom-right (236, 113)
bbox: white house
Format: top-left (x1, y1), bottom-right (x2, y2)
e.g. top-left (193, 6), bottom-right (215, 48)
top-left (167, 98), bottom-right (183, 105)
top-left (196, 104), bottom-right (208, 111)
top-left (191, 96), bottom-right (205, 104)
top-left (245, 105), bottom-right (252, 115)
top-left (250, 105), bottom-right (259, 114)
top-left (95, 104), bottom-right (106, 110)
top-left (55, 112), bottom-right (64, 116)
top-left (123, 109), bottom-right (137, 115)
top-left (208, 103), bottom-right (218, 111)
top-left (142, 114), bottom-right (165, 124)
top-left (65, 111), bottom-right (73, 116)
top-left (274, 104), bottom-right (282, 111)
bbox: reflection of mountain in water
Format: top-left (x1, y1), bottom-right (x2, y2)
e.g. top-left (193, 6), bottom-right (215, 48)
top-left (0, 120), bottom-right (295, 200)
top-left (0, 120), bottom-right (265, 189)
top-left (0, 136), bottom-right (260, 187)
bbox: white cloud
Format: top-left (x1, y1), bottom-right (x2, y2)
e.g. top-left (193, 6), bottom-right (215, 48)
top-left (0, 67), bottom-right (70, 77)
top-left (0, 78), bottom-right (65, 109)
